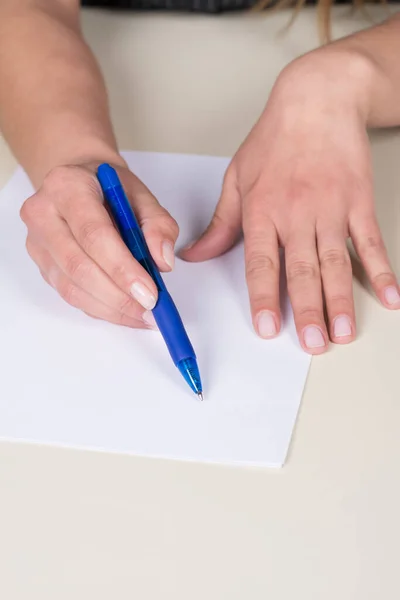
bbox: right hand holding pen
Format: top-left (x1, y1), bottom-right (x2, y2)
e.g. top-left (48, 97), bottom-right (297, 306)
top-left (20, 163), bottom-right (179, 329)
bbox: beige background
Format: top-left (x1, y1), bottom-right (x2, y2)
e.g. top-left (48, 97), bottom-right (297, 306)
top-left (0, 7), bottom-right (399, 599)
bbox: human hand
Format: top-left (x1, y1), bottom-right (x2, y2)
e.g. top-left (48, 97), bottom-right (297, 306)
top-left (182, 51), bottom-right (400, 354)
top-left (21, 162), bottom-right (179, 329)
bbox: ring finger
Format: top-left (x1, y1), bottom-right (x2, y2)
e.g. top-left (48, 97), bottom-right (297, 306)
top-left (34, 216), bottom-right (151, 317)
top-left (26, 240), bottom-right (153, 329)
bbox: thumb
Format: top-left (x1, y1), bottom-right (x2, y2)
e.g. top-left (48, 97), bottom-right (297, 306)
top-left (181, 169), bottom-right (242, 262)
top-left (121, 168), bottom-right (180, 272)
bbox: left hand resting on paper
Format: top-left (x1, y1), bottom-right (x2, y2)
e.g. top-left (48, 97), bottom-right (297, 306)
top-left (182, 46), bottom-right (400, 354)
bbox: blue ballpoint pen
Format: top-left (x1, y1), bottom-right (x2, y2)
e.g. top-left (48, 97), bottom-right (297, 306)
top-left (97, 164), bottom-right (203, 400)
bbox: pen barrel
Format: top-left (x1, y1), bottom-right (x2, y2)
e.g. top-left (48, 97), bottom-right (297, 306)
top-left (153, 291), bottom-right (196, 365)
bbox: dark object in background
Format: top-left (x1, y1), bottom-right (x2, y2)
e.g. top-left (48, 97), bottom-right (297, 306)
top-left (82, 0), bottom-right (258, 13)
top-left (82, 0), bottom-right (399, 13)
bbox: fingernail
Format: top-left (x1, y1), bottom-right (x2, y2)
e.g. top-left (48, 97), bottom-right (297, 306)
top-left (303, 325), bottom-right (325, 349)
top-left (333, 315), bottom-right (352, 338)
top-left (130, 281), bottom-right (157, 310)
top-left (384, 286), bottom-right (400, 306)
top-left (162, 241), bottom-right (175, 270)
top-left (256, 310), bottom-right (277, 338)
top-left (142, 310), bottom-right (158, 330)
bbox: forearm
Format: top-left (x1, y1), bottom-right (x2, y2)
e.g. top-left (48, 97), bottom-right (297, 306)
top-left (0, 1), bottom-right (124, 188)
top-left (327, 13), bottom-right (400, 128)
top-left (277, 13), bottom-right (400, 133)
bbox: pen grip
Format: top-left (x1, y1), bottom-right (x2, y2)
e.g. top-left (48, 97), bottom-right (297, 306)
top-left (101, 181), bottom-right (166, 291)
top-left (153, 291), bottom-right (196, 365)
top-left (119, 216), bottom-right (166, 292)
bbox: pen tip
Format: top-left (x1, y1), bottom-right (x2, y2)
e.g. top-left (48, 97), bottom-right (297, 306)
top-left (197, 392), bottom-right (204, 401)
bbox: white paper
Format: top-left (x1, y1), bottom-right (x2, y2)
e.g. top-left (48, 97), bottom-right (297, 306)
top-left (0, 151), bottom-right (310, 467)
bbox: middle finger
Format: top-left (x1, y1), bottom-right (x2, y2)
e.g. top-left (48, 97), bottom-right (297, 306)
top-left (37, 216), bottom-right (148, 317)
top-left (317, 224), bottom-right (355, 344)
top-left (27, 239), bottom-right (151, 328)
top-left (285, 228), bottom-right (328, 354)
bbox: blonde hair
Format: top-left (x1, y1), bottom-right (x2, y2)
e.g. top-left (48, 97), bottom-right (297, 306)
top-left (254, 0), bottom-right (383, 43)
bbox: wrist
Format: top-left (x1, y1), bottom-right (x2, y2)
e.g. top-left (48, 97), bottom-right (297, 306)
top-left (272, 46), bottom-right (375, 127)
top-left (28, 138), bottom-right (127, 188)
top-left (66, 144), bottom-right (128, 173)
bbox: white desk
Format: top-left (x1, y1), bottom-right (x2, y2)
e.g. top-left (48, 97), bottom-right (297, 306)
top-left (0, 8), bottom-right (399, 599)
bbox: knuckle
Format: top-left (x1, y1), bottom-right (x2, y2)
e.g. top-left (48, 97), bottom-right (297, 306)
top-left (371, 271), bottom-right (395, 286)
top-left (327, 294), bottom-right (354, 312)
top-left (141, 211), bottom-right (179, 239)
top-left (210, 209), bottom-right (240, 239)
top-left (118, 314), bottom-right (143, 329)
top-left (110, 261), bottom-right (129, 285)
top-left (158, 213), bottom-right (179, 237)
top-left (79, 220), bottom-right (113, 252)
top-left (287, 260), bottom-right (318, 282)
top-left (211, 211), bottom-right (225, 227)
top-left (19, 199), bottom-right (31, 223)
top-left (211, 211), bottom-right (228, 231)
top-left (20, 195), bottom-right (46, 225)
top-left (246, 254), bottom-right (277, 280)
top-left (114, 312), bottom-right (126, 326)
top-left (250, 293), bottom-right (277, 310)
top-left (363, 235), bottom-right (385, 252)
top-left (58, 280), bottom-right (79, 307)
top-left (328, 294), bottom-right (352, 305)
top-left (64, 252), bottom-right (90, 283)
top-left (296, 306), bottom-right (322, 321)
top-left (117, 294), bottom-right (137, 316)
top-left (319, 249), bottom-right (350, 270)
top-left (169, 216), bottom-right (180, 238)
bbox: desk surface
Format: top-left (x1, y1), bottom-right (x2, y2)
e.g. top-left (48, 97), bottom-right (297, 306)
top-left (0, 7), bottom-right (399, 599)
